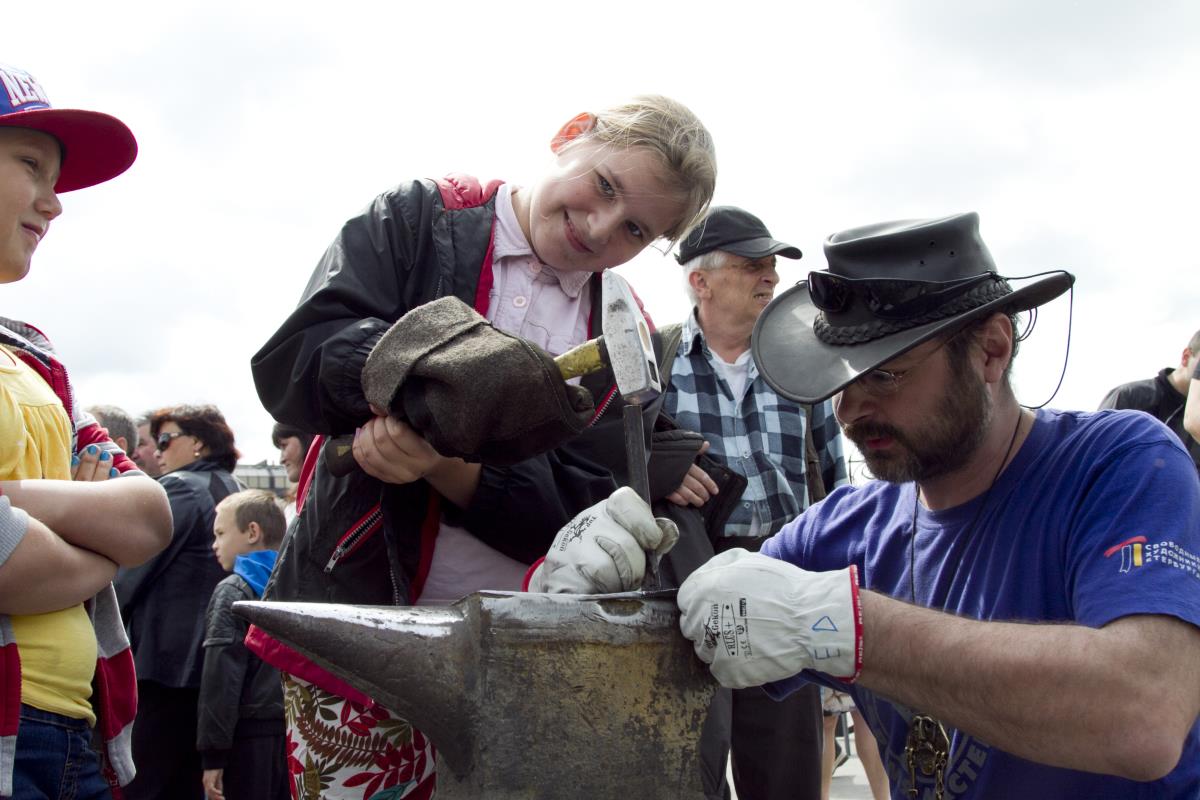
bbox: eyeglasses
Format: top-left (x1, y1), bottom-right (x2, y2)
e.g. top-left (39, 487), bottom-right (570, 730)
top-left (808, 271), bottom-right (998, 320)
top-left (155, 431), bottom-right (186, 451)
top-left (725, 256), bottom-right (777, 273)
top-left (855, 336), bottom-right (957, 397)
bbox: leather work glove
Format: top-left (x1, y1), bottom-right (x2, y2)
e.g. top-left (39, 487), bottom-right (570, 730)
top-left (360, 297), bottom-right (594, 466)
top-left (528, 487), bottom-right (680, 594)
top-left (677, 549), bottom-right (861, 688)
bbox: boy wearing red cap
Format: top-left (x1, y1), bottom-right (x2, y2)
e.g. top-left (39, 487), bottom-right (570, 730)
top-left (0, 63), bottom-right (172, 798)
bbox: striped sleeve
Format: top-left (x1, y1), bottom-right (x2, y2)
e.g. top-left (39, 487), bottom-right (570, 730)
top-left (73, 412), bottom-right (139, 475)
top-left (0, 496), bottom-right (29, 567)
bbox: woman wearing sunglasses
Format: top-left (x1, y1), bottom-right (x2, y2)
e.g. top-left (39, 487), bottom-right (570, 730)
top-left (113, 404), bottom-right (243, 800)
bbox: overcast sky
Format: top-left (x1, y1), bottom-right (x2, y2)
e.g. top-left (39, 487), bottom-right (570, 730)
top-left (8, 0), bottom-right (1198, 465)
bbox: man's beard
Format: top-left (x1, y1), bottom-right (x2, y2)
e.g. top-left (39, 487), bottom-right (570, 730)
top-left (844, 365), bottom-right (992, 484)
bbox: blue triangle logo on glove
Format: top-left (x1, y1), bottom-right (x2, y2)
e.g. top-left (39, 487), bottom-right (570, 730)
top-left (812, 615), bottom-right (838, 633)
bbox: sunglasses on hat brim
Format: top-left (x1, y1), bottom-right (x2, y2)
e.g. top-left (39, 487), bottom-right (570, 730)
top-left (807, 271), bottom-right (1001, 320)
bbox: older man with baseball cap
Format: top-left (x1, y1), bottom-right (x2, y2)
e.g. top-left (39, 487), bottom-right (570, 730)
top-left (537, 211), bottom-right (1200, 797)
top-left (665, 206), bottom-right (849, 800)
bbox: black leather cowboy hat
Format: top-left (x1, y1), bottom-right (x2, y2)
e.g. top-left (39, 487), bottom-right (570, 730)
top-left (751, 212), bottom-right (1074, 404)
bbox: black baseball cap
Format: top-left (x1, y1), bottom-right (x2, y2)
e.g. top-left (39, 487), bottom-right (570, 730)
top-left (676, 206), bottom-right (802, 265)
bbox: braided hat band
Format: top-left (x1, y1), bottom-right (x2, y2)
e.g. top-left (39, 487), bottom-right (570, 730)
top-left (812, 279), bottom-right (1013, 346)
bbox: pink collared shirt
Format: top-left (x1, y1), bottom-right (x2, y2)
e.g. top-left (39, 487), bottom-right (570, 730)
top-left (484, 184), bottom-right (592, 356)
top-left (417, 182), bottom-right (596, 606)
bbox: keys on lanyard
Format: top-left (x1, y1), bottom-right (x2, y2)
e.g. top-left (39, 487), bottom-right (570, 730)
top-left (904, 714), bottom-right (949, 800)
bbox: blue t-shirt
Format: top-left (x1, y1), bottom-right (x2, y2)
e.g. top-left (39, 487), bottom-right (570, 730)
top-left (762, 408), bottom-right (1200, 799)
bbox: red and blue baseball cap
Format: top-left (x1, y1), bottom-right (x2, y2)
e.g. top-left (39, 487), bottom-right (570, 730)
top-left (0, 64), bottom-right (137, 193)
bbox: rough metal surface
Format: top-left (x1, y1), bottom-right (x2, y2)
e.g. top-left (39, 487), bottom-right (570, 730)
top-left (235, 591), bottom-right (715, 799)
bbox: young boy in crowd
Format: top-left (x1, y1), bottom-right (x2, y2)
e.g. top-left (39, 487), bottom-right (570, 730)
top-left (0, 63), bottom-right (173, 798)
top-left (198, 490), bottom-right (289, 800)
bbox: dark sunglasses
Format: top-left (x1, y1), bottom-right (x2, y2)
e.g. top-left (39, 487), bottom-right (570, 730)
top-left (155, 431), bottom-right (186, 451)
top-left (807, 271), bottom-right (999, 320)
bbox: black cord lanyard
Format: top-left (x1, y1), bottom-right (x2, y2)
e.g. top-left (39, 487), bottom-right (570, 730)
top-left (907, 410), bottom-right (1024, 604)
top-left (903, 410), bottom-right (1024, 799)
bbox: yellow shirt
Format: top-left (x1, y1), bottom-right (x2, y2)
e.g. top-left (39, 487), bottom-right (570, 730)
top-left (0, 345), bottom-right (97, 723)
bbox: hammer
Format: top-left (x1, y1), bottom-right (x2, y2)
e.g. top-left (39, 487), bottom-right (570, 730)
top-left (322, 282), bottom-right (658, 479)
top-left (600, 270), bottom-right (664, 590)
top-left (599, 270), bottom-right (660, 503)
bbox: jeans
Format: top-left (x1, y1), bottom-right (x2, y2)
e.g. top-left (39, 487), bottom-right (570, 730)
top-left (11, 704), bottom-right (112, 800)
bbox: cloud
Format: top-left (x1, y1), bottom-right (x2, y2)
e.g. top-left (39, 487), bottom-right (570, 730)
top-left (880, 0), bottom-right (1200, 83)
top-left (9, 0), bottom-right (1198, 465)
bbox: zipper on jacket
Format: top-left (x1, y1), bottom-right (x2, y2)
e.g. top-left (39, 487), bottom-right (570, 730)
top-left (324, 505), bottom-right (384, 574)
top-left (589, 385), bottom-right (619, 427)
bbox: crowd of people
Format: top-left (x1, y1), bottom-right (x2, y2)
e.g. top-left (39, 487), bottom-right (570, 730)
top-left (44, 399), bottom-right (293, 800)
top-left (1, 58), bottom-right (1198, 800)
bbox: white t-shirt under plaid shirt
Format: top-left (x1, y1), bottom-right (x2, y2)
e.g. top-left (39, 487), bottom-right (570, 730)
top-left (664, 310), bottom-right (849, 538)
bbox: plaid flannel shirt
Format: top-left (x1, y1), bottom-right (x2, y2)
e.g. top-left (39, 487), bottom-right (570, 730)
top-left (664, 312), bottom-right (848, 538)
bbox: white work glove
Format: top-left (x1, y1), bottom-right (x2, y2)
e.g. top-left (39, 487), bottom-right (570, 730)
top-left (528, 487), bottom-right (680, 594)
top-left (677, 549), bottom-right (861, 689)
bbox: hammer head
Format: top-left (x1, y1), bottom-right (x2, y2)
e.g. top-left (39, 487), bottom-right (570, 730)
top-left (601, 271), bottom-right (661, 403)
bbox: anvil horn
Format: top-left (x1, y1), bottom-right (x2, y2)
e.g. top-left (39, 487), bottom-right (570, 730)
top-left (233, 600), bottom-right (477, 774)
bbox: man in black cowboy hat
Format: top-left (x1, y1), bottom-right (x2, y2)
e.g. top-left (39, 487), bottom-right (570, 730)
top-left (666, 206), bottom-right (850, 800)
top-left (536, 212), bottom-right (1200, 797)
